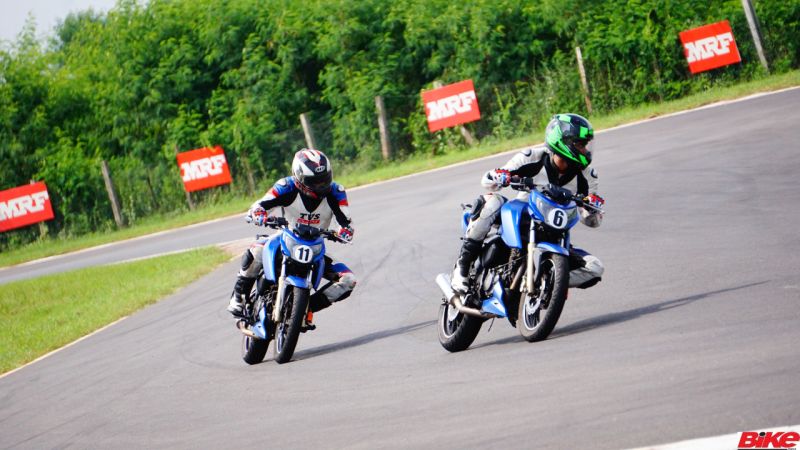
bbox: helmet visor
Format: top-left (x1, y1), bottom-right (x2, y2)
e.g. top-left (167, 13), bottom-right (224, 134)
top-left (306, 171), bottom-right (332, 195)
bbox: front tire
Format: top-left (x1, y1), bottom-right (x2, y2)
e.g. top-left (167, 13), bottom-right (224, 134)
top-left (274, 287), bottom-right (309, 364)
top-left (518, 253), bottom-right (569, 342)
top-left (438, 300), bottom-right (483, 352)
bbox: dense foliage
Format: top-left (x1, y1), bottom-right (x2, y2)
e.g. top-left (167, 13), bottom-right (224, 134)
top-left (1, 0), bottom-right (798, 248)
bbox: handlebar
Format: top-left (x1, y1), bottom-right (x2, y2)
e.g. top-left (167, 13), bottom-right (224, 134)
top-left (249, 215), bottom-right (348, 243)
top-left (508, 176), bottom-right (604, 214)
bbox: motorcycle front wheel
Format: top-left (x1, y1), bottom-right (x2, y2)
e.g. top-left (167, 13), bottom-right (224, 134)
top-left (518, 253), bottom-right (569, 342)
top-left (274, 286), bottom-right (309, 364)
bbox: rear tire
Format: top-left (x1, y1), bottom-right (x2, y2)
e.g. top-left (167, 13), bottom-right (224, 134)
top-left (241, 292), bottom-right (270, 365)
top-left (242, 335), bottom-right (269, 365)
top-left (518, 253), bottom-right (569, 342)
top-left (274, 287), bottom-right (309, 364)
top-left (438, 301), bottom-right (483, 352)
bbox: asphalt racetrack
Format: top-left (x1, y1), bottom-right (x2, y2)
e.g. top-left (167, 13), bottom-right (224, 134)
top-left (2, 88), bottom-right (799, 449)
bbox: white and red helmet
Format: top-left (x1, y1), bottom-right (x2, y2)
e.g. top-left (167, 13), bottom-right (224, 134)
top-left (292, 148), bottom-right (333, 197)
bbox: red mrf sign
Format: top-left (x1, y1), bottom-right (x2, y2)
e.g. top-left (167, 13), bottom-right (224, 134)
top-left (177, 146), bottom-right (232, 192)
top-left (0, 182), bottom-right (55, 232)
top-left (680, 20), bottom-right (741, 74)
top-left (422, 80), bottom-right (481, 132)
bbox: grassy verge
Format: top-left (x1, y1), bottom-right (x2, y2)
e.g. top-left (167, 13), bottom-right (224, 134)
top-left (2, 70), bottom-right (798, 268)
top-left (0, 246), bottom-right (230, 374)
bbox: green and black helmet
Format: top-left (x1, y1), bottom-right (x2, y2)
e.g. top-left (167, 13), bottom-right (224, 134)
top-left (544, 113), bottom-right (594, 169)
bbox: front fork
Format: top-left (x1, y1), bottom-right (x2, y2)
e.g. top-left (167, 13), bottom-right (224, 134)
top-left (271, 261), bottom-right (314, 323)
top-left (525, 226), bottom-right (570, 294)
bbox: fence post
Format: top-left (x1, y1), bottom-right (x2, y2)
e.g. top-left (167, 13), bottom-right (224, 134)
top-left (299, 113), bottom-right (318, 150)
top-left (741, 0), bottom-right (769, 72)
top-left (175, 145), bottom-right (195, 211)
top-left (575, 46), bottom-right (593, 114)
top-left (100, 160), bottom-right (125, 227)
top-left (375, 95), bottom-right (392, 160)
top-left (433, 81), bottom-right (477, 146)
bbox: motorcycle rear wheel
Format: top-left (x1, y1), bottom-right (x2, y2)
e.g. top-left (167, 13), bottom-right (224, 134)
top-left (241, 294), bottom-right (270, 365)
top-left (274, 287), bottom-right (309, 364)
top-left (242, 334), bottom-right (269, 365)
top-left (518, 253), bottom-right (569, 342)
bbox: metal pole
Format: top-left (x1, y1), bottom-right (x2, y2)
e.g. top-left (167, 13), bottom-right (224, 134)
top-left (741, 0), bottom-right (769, 72)
top-left (375, 95), bottom-right (392, 160)
top-left (575, 46), bottom-right (593, 114)
top-left (299, 113), bottom-right (317, 149)
top-left (100, 160), bottom-right (125, 227)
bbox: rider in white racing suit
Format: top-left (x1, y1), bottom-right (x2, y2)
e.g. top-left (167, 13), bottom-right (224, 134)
top-left (451, 113), bottom-right (605, 293)
top-left (227, 149), bottom-right (356, 325)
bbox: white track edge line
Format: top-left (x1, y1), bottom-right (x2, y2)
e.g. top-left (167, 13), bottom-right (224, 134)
top-left (0, 316), bottom-right (129, 379)
top-left (631, 424), bottom-right (800, 450)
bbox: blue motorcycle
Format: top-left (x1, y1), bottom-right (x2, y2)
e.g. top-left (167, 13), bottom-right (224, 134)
top-left (435, 177), bottom-right (603, 352)
top-left (237, 217), bottom-right (345, 364)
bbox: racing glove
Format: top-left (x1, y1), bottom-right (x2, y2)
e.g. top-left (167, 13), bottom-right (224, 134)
top-left (337, 225), bottom-right (354, 243)
top-left (584, 193), bottom-right (605, 209)
top-left (491, 169), bottom-right (512, 188)
top-left (247, 206), bottom-right (268, 226)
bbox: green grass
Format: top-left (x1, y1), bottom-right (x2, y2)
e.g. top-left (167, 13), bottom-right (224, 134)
top-left (0, 246), bottom-right (230, 374)
top-left (2, 70), bottom-right (798, 268)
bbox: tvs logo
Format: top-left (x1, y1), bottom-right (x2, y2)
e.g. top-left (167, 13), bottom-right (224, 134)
top-left (0, 182), bottom-right (55, 232)
top-left (422, 79), bottom-right (481, 132)
top-left (298, 212), bottom-right (321, 225)
top-left (680, 20), bottom-right (741, 74)
top-left (314, 165), bottom-right (326, 173)
top-left (177, 146), bottom-right (233, 192)
top-left (739, 431), bottom-right (799, 449)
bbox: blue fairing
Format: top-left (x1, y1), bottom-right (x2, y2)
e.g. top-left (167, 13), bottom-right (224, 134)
top-left (462, 211), bottom-right (470, 233)
top-left (480, 280), bottom-right (507, 317)
top-left (537, 241), bottom-right (568, 256)
top-left (528, 190), bottom-right (580, 229)
top-left (253, 305), bottom-right (269, 339)
top-left (285, 275), bottom-right (309, 288)
top-left (262, 233), bottom-right (282, 282)
top-left (500, 200), bottom-right (528, 249)
top-left (278, 231), bottom-right (326, 265)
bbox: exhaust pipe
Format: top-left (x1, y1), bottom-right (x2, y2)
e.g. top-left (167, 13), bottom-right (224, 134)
top-left (434, 273), bottom-right (494, 319)
top-left (236, 320), bottom-right (256, 338)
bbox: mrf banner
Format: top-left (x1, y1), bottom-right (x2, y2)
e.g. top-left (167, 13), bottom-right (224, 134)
top-left (422, 80), bottom-right (481, 132)
top-left (0, 182), bottom-right (55, 232)
top-left (680, 20), bottom-right (741, 74)
top-left (177, 146), bottom-right (232, 192)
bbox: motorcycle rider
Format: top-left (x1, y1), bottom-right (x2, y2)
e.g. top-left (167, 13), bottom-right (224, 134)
top-left (227, 149), bottom-right (356, 326)
top-left (451, 113), bottom-right (605, 293)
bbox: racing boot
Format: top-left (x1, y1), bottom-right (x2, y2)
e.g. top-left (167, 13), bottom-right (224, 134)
top-left (301, 291), bottom-right (333, 332)
top-left (227, 276), bottom-right (255, 316)
top-left (451, 238), bottom-right (482, 294)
